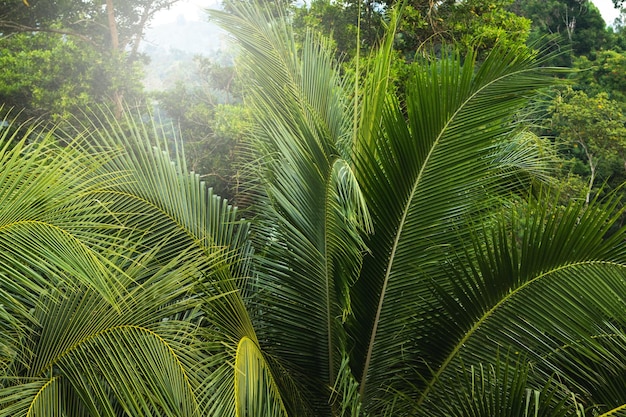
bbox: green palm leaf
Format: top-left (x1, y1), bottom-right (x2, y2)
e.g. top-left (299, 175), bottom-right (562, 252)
top-left (417, 194), bottom-right (626, 415)
top-left (350, 44), bottom-right (558, 413)
top-left (0, 126), bottom-right (126, 308)
top-left (61, 325), bottom-right (198, 416)
top-left (0, 113), bottom-right (255, 415)
top-left (211, 4), bottom-right (370, 413)
top-left (235, 337), bottom-right (289, 417)
top-left (432, 355), bottom-right (574, 417)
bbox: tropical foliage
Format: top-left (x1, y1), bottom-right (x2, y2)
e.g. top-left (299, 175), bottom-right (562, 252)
top-left (0, 111), bottom-right (252, 415)
top-left (209, 4), bottom-right (626, 415)
top-left (155, 57), bottom-right (247, 202)
top-left (3, 2), bottom-right (626, 417)
top-left (0, 32), bottom-right (144, 124)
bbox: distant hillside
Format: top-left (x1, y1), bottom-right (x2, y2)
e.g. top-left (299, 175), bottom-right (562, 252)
top-left (141, 16), bottom-right (234, 91)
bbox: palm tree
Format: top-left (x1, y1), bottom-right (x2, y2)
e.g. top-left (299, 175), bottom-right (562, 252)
top-left (209, 3), bottom-right (626, 416)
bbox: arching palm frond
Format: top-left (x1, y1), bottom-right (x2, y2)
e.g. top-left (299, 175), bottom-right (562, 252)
top-left (211, 4), bottom-right (370, 414)
top-left (350, 44), bottom-right (558, 414)
top-left (234, 337), bottom-right (289, 417)
top-left (430, 356), bottom-right (575, 417)
top-left (416, 193), bottom-right (626, 415)
top-left (0, 113), bottom-right (253, 415)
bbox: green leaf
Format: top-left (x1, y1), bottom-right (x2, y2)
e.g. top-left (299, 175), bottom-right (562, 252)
top-left (235, 337), bottom-right (288, 417)
top-left (350, 43), bottom-right (557, 414)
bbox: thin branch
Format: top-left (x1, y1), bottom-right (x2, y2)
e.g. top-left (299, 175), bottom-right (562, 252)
top-left (0, 21), bottom-right (97, 46)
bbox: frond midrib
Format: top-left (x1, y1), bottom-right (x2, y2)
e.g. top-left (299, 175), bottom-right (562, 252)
top-left (599, 402), bottom-right (626, 417)
top-left (26, 376), bottom-right (59, 417)
top-left (358, 63), bottom-right (539, 399)
top-left (416, 260), bottom-right (626, 407)
top-left (323, 157), bottom-right (337, 385)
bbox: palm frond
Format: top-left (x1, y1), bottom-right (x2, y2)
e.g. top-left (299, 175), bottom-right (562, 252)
top-left (415, 194), bottom-right (626, 414)
top-left (235, 337), bottom-right (289, 417)
top-left (0, 112), bottom-right (256, 414)
top-left (350, 44), bottom-right (559, 413)
top-left (211, 4), bottom-right (369, 412)
top-left (434, 355), bottom-right (575, 417)
top-left (0, 124), bottom-right (127, 307)
top-left (61, 324), bottom-right (199, 416)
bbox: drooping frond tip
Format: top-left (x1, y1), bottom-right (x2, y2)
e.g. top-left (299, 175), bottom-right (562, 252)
top-left (235, 337), bottom-right (288, 417)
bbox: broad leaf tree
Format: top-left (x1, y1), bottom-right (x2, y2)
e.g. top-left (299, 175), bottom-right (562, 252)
top-left (0, 0), bottom-right (178, 122)
top-left (550, 88), bottom-right (626, 204)
top-left (510, 0), bottom-right (610, 66)
top-left (292, 0), bottom-right (531, 59)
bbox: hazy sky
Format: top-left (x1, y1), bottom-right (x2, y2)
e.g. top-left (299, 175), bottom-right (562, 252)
top-left (153, 0), bottom-right (622, 28)
top-left (152, 0), bottom-right (212, 25)
top-left (593, 0), bottom-right (622, 25)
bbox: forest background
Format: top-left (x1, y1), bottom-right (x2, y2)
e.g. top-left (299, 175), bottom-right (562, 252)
top-left (1, 0), bottom-right (625, 207)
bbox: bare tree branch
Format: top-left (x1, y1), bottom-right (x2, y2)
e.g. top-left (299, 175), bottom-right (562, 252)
top-left (0, 20), bottom-right (97, 46)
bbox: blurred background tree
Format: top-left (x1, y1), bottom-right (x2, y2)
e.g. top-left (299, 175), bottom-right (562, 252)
top-left (2, 0), bottom-right (625, 209)
top-left (155, 56), bottom-right (248, 202)
top-left (548, 88), bottom-right (626, 205)
top-left (292, 0), bottom-right (531, 59)
top-left (0, 0), bottom-right (178, 125)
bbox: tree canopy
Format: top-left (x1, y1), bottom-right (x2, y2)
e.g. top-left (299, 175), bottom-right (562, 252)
top-left (0, 0), bottom-right (178, 124)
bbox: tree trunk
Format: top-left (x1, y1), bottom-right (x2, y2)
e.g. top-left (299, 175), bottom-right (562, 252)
top-left (106, 0), bottom-right (123, 118)
top-left (579, 141), bottom-right (595, 205)
top-left (130, 2), bottom-right (153, 58)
